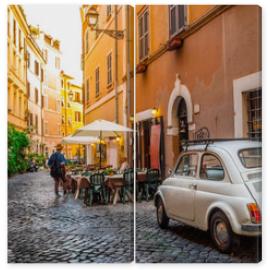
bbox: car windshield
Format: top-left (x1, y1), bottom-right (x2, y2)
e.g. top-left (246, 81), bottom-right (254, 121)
top-left (239, 147), bottom-right (262, 169)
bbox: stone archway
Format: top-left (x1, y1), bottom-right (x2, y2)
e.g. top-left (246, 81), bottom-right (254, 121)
top-left (167, 74), bottom-right (193, 136)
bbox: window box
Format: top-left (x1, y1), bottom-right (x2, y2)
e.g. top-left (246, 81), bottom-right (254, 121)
top-left (136, 62), bottom-right (147, 74)
top-left (167, 36), bottom-right (183, 51)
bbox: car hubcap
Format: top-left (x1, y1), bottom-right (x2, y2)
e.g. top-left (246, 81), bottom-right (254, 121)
top-left (215, 220), bottom-right (229, 246)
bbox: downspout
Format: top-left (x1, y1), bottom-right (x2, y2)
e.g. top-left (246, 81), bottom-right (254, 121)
top-left (114, 5), bottom-right (119, 124)
top-left (125, 5), bottom-right (131, 162)
top-left (40, 66), bottom-right (43, 155)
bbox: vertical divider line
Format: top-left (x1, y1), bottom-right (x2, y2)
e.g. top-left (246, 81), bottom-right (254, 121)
top-left (133, 2), bottom-right (136, 264)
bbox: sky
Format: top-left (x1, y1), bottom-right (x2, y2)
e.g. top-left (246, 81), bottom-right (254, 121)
top-left (23, 5), bottom-right (82, 84)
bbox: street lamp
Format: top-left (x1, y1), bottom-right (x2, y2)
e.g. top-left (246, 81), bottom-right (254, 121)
top-left (86, 9), bottom-right (124, 40)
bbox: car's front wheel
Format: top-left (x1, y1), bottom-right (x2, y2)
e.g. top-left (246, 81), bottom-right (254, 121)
top-left (210, 211), bottom-right (239, 253)
top-left (156, 197), bottom-right (169, 229)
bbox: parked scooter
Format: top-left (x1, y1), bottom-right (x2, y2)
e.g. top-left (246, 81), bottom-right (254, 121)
top-left (27, 159), bottom-right (39, 172)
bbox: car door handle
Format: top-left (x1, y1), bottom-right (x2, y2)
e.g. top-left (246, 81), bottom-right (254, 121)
top-left (189, 184), bottom-right (197, 190)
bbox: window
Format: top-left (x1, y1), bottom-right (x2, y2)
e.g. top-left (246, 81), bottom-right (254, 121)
top-left (41, 68), bottom-right (44, 82)
top-left (18, 96), bottom-right (22, 117)
top-left (8, 10), bottom-right (10, 37)
top-left (86, 79), bottom-right (90, 103)
top-left (175, 154), bottom-right (198, 177)
top-left (35, 115), bottom-right (38, 133)
top-left (95, 67), bottom-right (100, 97)
top-left (169, 5), bottom-right (186, 37)
top-left (13, 19), bottom-right (16, 45)
top-left (246, 89), bottom-right (262, 138)
top-left (107, 52), bottom-right (112, 85)
top-left (57, 100), bottom-right (61, 112)
top-left (35, 88), bottom-right (39, 104)
top-left (28, 113), bottom-right (33, 127)
top-left (95, 20), bottom-right (100, 39)
top-left (34, 60), bottom-right (39, 76)
top-left (55, 57), bottom-right (60, 69)
top-left (75, 92), bottom-right (80, 102)
top-left (200, 154), bottom-right (224, 181)
top-left (85, 30), bottom-right (89, 54)
top-left (75, 112), bottom-right (81, 122)
top-left (138, 9), bottom-right (149, 60)
top-left (27, 81), bottom-right (30, 97)
top-left (239, 148), bottom-right (262, 169)
top-left (18, 30), bottom-right (22, 50)
top-left (27, 51), bottom-right (31, 68)
top-left (107, 5), bottom-right (112, 18)
top-left (43, 49), bottom-right (48, 62)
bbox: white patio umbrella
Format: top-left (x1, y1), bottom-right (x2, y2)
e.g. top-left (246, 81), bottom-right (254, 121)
top-left (62, 135), bottom-right (98, 145)
top-left (72, 119), bottom-right (133, 168)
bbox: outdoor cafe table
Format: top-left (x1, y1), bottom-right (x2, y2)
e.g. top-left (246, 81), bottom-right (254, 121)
top-left (105, 174), bottom-right (133, 205)
top-left (66, 173), bottom-right (90, 200)
top-left (67, 172), bottom-right (133, 205)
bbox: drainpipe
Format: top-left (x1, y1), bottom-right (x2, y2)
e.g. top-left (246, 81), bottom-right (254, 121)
top-left (40, 66), bottom-right (43, 155)
top-left (125, 6), bottom-right (131, 162)
top-left (114, 5), bottom-right (119, 124)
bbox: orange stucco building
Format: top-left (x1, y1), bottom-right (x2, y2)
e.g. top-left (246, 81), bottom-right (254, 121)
top-left (32, 30), bottom-right (63, 157)
top-left (81, 5), bottom-right (134, 167)
top-left (135, 5), bottom-right (261, 176)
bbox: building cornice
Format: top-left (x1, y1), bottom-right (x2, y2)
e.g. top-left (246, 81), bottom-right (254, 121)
top-left (10, 5), bottom-right (30, 36)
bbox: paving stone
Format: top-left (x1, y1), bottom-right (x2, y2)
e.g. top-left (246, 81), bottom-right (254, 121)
top-left (8, 171), bottom-right (133, 263)
top-left (136, 201), bottom-right (261, 263)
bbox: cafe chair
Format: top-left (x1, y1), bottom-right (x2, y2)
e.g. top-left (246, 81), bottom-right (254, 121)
top-left (88, 173), bottom-right (108, 206)
top-left (121, 168), bottom-right (134, 204)
top-left (144, 168), bottom-right (161, 201)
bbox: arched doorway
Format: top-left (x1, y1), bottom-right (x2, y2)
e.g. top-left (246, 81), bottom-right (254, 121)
top-left (177, 98), bottom-right (189, 142)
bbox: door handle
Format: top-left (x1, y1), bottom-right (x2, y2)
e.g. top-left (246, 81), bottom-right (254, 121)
top-left (189, 183), bottom-right (197, 190)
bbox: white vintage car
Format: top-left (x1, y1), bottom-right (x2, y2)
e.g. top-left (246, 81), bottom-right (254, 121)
top-left (154, 139), bottom-right (262, 253)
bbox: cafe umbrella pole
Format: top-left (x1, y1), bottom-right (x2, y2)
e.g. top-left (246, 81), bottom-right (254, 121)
top-left (99, 130), bottom-right (102, 169)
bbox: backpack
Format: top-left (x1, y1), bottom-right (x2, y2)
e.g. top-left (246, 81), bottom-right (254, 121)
top-left (50, 153), bottom-right (63, 178)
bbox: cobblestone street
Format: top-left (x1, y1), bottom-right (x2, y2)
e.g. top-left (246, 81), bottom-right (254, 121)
top-left (136, 202), bottom-right (261, 263)
top-left (8, 171), bottom-right (133, 263)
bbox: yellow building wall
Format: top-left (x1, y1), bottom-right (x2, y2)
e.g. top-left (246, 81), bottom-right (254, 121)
top-left (8, 5), bottom-right (28, 131)
top-left (61, 75), bottom-right (83, 159)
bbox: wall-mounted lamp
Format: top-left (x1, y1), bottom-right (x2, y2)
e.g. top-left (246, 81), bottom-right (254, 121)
top-left (151, 107), bottom-right (158, 116)
top-left (86, 9), bottom-right (124, 40)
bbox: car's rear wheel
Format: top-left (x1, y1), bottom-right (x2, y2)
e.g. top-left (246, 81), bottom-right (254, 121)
top-left (210, 211), bottom-right (238, 253)
top-left (156, 197), bottom-right (169, 229)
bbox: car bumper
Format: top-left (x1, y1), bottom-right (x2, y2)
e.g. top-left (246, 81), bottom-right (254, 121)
top-left (242, 224), bottom-right (261, 232)
top-left (239, 224), bottom-right (262, 236)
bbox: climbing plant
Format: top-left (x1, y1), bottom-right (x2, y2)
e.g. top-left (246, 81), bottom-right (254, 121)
top-left (8, 124), bottom-right (30, 176)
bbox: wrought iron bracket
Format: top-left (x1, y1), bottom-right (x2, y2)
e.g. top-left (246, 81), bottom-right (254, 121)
top-left (95, 28), bottom-right (124, 40)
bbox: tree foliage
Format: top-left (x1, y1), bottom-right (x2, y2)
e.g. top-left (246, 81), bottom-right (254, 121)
top-left (8, 124), bottom-right (30, 176)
